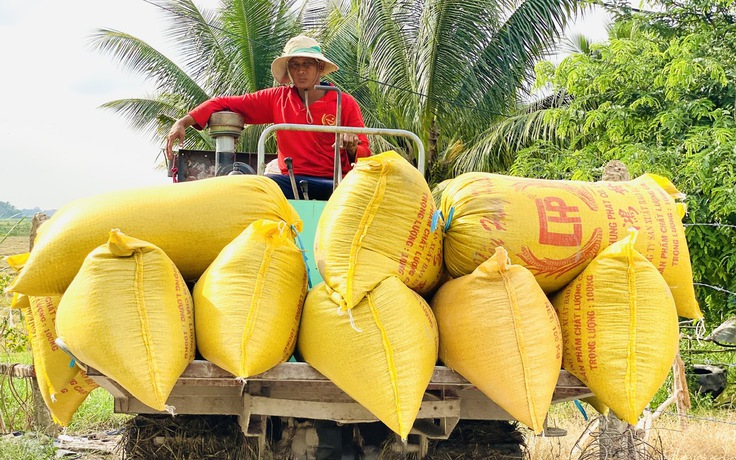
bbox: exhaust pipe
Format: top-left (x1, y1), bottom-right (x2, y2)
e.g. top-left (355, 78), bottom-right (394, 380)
top-left (208, 112), bottom-right (244, 176)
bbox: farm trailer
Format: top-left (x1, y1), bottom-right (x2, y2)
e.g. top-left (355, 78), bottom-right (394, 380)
top-left (84, 112), bottom-right (592, 458)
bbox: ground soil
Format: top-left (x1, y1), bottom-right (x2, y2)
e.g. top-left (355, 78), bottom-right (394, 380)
top-left (0, 236), bottom-right (29, 260)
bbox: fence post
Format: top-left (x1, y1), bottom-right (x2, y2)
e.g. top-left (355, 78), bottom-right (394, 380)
top-left (27, 212), bottom-right (58, 435)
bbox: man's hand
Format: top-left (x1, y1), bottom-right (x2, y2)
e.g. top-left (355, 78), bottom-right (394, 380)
top-left (165, 115), bottom-right (195, 161)
top-left (339, 134), bottom-right (361, 162)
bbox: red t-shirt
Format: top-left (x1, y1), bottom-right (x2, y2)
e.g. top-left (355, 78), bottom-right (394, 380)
top-left (189, 85), bottom-right (371, 177)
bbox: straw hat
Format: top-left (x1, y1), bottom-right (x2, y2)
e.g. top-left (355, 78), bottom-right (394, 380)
top-left (271, 35), bottom-right (339, 84)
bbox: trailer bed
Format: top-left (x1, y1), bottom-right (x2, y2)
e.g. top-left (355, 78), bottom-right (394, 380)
top-left (86, 360), bottom-right (591, 442)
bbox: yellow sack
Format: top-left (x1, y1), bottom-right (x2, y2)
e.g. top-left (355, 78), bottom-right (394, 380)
top-left (440, 173), bottom-right (700, 319)
top-left (9, 175), bottom-right (300, 296)
top-left (6, 253), bottom-right (79, 396)
top-left (431, 247), bottom-right (562, 434)
top-left (6, 253), bottom-right (30, 309)
top-left (55, 230), bottom-right (195, 412)
top-left (11, 292), bottom-right (30, 310)
top-left (551, 230), bottom-right (679, 424)
top-left (23, 305), bottom-right (98, 426)
top-left (315, 151), bottom-right (443, 311)
top-left (298, 277), bottom-right (438, 440)
top-left (193, 220), bottom-right (307, 378)
top-left (581, 396), bottom-right (609, 416)
top-left (26, 296), bottom-right (79, 397)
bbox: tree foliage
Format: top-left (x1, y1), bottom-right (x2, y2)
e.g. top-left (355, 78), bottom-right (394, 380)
top-left (457, 0), bottom-right (736, 323)
top-left (0, 202), bottom-right (21, 219)
top-left (316, 0), bottom-right (582, 183)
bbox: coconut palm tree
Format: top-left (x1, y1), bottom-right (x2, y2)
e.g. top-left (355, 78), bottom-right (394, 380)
top-left (312, 0), bottom-right (584, 182)
top-left (91, 0), bottom-right (302, 157)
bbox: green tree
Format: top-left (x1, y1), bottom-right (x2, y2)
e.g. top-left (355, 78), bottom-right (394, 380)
top-left (455, 0), bottom-right (736, 323)
top-left (313, 0), bottom-right (583, 183)
top-left (91, 0), bottom-right (302, 156)
top-left (0, 201), bottom-right (21, 219)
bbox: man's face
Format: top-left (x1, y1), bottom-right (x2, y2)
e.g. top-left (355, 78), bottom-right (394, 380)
top-left (288, 57), bottom-right (322, 90)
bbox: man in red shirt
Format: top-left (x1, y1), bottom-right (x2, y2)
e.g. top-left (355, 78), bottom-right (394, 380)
top-left (165, 35), bottom-right (371, 200)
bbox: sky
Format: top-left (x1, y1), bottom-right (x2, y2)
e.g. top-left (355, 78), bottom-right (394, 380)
top-left (0, 0), bottom-right (611, 211)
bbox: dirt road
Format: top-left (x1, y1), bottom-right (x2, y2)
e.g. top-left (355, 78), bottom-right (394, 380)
top-left (0, 236), bottom-right (29, 259)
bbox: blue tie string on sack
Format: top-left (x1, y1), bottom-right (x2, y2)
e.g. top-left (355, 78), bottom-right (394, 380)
top-left (444, 207), bottom-right (454, 232)
top-left (430, 207), bottom-right (455, 233)
top-left (291, 225), bottom-right (313, 289)
top-left (431, 210), bottom-right (441, 232)
top-left (573, 399), bottom-right (589, 421)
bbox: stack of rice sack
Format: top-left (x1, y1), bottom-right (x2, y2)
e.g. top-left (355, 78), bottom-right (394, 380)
top-left (300, 151), bottom-right (443, 440)
top-left (437, 172), bottom-right (695, 426)
top-left (7, 175), bottom-right (302, 420)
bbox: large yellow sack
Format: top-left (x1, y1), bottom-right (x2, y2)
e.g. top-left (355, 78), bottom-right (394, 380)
top-left (23, 307), bottom-right (98, 426)
top-left (551, 230), bottom-right (679, 424)
top-left (298, 277), bottom-right (438, 440)
top-left (440, 172), bottom-right (700, 319)
top-left (5, 253), bottom-right (78, 396)
top-left (9, 175), bottom-right (300, 296)
top-left (55, 230), bottom-right (195, 412)
top-left (314, 151), bottom-right (443, 311)
top-left (194, 220), bottom-right (307, 378)
top-left (431, 247), bottom-right (562, 434)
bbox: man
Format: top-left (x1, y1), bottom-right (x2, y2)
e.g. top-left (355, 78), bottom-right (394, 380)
top-left (166, 35), bottom-right (371, 200)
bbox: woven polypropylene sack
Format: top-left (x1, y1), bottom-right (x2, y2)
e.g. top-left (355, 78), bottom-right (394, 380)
top-left (26, 296), bottom-right (79, 396)
top-left (194, 220), bottom-right (307, 378)
top-left (6, 253), bottom-right (29, 310)
top-left (314, 151), bottom-right (443, 311)
top-left (297, 277), bottom-right (438, 440)
top-left (55, 230), bottom-right (195, 412)
top-left (23, 309), bottom-right (98, 426)
top-left (5, 253), bottom-right (79, 397)
top-left (551, 230), bottom-right (679, 424)
top-left (440, 173), bottom-right (700, 319)
top-left (9, 175), bottom-right (300, 296)
top-left (431, 247), bottom-right (562, 434)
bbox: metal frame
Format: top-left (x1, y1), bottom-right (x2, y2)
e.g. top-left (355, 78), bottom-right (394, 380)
top-left (257, 124), bottom-right (426, 177)
top-left (86, 361), bottom-right (591, 446)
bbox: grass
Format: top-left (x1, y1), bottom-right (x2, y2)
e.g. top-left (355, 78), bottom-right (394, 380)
top-left (0, 218), bottom-right (32, 239)
top-left (526, 401), bottom-right (736, 460)
top-left (0, 433), bottom-right (56, 460)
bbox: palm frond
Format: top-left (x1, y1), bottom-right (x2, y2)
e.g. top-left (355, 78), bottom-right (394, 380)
top-left (463, 0), bottom-right (581, 114)
top-left (223, 0), bottom-right (301, 93)
top-left (154, 0), bottom-right (231, 91)
top-left (89, 28), bottom-right (209, 108)
top-left (452, 101), bottom-right (569, 173)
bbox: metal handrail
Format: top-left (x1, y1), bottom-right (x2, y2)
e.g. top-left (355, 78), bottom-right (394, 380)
top-left (256, 124), bottom-right (426, 177)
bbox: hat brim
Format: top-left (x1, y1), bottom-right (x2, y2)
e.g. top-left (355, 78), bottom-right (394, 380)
top-left (271, 53), bottom-right (339, 85)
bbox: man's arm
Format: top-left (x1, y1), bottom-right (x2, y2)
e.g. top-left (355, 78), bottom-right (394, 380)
top-left (165, 89), bottom-right (280, 160)
top-left (165, 115), bottom-right (196, 160)
top-left (340, 95), bottom-right (371, 163)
